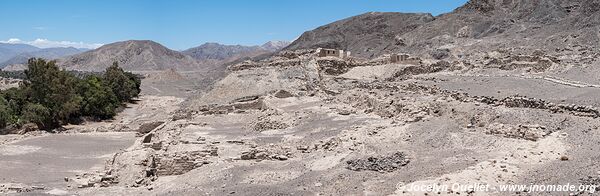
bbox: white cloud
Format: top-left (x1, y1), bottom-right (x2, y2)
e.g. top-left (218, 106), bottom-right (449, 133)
top-left (0, 38), bottom-right (103, 49)
top-left (5, 38), bottom-right (22, 44)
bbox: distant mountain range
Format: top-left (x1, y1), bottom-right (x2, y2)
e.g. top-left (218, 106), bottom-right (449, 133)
top-left (260, 41), bottom-right (291, 51)
top-left (182, 41), bottom-right (290, 66)
top-left (55, 40), bottom-right (289, 72)
top-left (0, 43), bottom-right (83, 68)
top-left (0, 40), bottom-right (289, 72)
top-left (0, 47), bottom-right (87, 68)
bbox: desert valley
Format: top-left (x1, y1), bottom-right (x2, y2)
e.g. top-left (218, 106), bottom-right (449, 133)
top-left (1, 0), bottom-right (600, 195)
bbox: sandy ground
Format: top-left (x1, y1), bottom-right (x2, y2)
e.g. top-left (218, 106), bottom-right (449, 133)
top-left (0, 94), bottom-right (184, 195)
top-left (0, 132), bottom-right (135, 193)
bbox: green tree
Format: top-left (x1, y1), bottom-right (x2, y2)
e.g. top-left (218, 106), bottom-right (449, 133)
top-left (0, 59), bottom-right (141, 130)
top-left (125, 72), bottom-right (141, 96)
top-left (0, 97), bottom-right (10, 129)
top-left (104, 62), bottom-right (140, 102)
top-left (79, 75), bottom-right (118, 118)
top-left (24, 58), bottom-right (82, 126)
top-left (0, 87), bottom-right (28, 119)
top-left (22, 103), bottom-right (51, 129)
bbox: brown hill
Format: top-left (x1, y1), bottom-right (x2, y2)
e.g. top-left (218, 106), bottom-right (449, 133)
top-left (285, 0), bottom-right (600, 59)
top-left (284, 12), bottom-right (435, 58)
top-left (59, 40), bottom-right (204, 72)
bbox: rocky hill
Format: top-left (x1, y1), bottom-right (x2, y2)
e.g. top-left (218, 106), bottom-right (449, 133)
top-left (59, 40), bottom-right (204, 71)
top-left (285, 0), bottom-right (600, 60)
top-left (398, 0), bottom-right (600, 57)
top-left (284, 12), bottom-right (435, 58)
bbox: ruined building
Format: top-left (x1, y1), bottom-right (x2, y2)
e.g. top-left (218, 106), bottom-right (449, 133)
top-left (391, 54), bottom-right (409, 63)
top-left (318, 48), bottom-right (351, 58)
top-left (390, 53), bottom-right (422, 65)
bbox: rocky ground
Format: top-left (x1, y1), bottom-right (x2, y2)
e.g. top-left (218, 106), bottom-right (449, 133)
top-left (2, 48), bottom-right (600, 195)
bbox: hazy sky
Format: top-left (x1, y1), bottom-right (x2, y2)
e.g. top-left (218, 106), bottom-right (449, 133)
top-left (0, 0), bottom-right (468, 50)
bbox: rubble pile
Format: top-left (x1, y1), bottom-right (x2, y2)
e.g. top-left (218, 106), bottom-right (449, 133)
top-left (493, 96), bottom-right (600, 118)
top-left (135, 122), bottom-right (165, 135)
top-left (0, 183), bottom-right (40, 194)
top-left (337, 88), bottom-right (441, 122)
top-left (249, 117), bottom-right (289, 132)
top-left (240, 146), bottom-right (292, 161)
top-left (485, 53), bottom-right (560, 72)
top-left (317, 57), bottom-right (362, 75)
top-left (228, 49), bottom-right (316, 71)
top-left (198, 96), bottom-right (266, 114)
top-left (67, 171), bottom-right (121, 189)
top-left (314, 137), bottom-right (342, 151)
top-left (392, 82), bottom-right (600, 119)
top-left (229, 59), bottom-right (303, 71)
top-left (346, 152), bottom-right (410, 172)
top-left (246, 109), bottom-right (304, 132)
top-left (484, 123), bottom-right (552, 141)
top-left (386, 60), bottom-right (451, 80)
top-left (154, 151), bottom-right (213, 176)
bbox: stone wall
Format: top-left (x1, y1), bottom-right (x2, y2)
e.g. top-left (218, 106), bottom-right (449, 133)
top-left (155, 150), bottom-right (214, 176)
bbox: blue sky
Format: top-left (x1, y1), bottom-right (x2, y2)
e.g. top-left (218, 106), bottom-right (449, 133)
top-left (0, 0), bottom-right (468, 50)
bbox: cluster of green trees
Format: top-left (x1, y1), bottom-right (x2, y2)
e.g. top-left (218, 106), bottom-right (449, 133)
top-left (0, 58), bottom-right (141, 130)
top-left (0, 70), bottom-right (26, 79)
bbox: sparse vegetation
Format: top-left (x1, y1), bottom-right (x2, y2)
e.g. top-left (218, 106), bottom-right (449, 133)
top-left (0, 58), bottom-right (140, 131)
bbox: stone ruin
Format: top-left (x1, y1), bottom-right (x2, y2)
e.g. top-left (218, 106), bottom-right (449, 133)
top-left (484, 52), bottom-right (560, 72)
top-left (390, 53), bottom-right (422, 65)
top-left (197, 95), bottom-right (267, 114)
top-left (318, 48), bottom-right (351, 58)
top-left (154, 150), bottom-right (216, 176)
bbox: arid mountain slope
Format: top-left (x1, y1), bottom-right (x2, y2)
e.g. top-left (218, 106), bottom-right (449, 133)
top-left (284, 12), bottom-right (435, 58)
top-left (260, 41), bottom-right (291, 51)
top-left (399, 0), bottom-right (600, 56)
top-left (59, 40), bottom-right (204, 71)
top-left (285, 0), bottom-right (600, 60)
